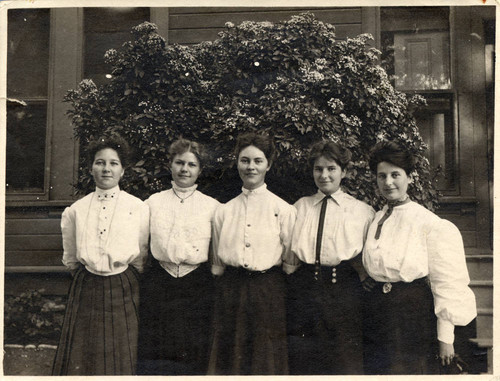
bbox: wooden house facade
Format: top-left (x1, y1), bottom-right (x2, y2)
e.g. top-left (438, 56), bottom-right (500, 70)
top-left (4, 6), bottom-right (495, 370)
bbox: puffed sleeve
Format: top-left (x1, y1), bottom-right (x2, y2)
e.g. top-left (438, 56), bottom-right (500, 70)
top-left (61, 206), bottom-right (80, 271)
top-left (427, 218), bottom-right (477, 344)
top-left (130, 202), bottom-right (150, 273)
top-left (362, 205), bottom-right (376, 241)
top-left (287, 203), bottom-right (302, 274)
top-left (210, 204), bottom-right (226, 276)
top-left (280, 203), bottom-right (298, 274)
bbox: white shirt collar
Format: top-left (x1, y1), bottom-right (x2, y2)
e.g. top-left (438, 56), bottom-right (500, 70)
top-left (172, 180), bottom-right (198, 194)
top-left (95, 185), bottom-right (120, 201)
top-left (242, 183), bottom-right (267, 196)
top-left (314, 188), bottom-right (343, 206)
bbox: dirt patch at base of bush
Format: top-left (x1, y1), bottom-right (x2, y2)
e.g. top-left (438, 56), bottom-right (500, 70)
top-left (3, 344), bottom-right (57, 375)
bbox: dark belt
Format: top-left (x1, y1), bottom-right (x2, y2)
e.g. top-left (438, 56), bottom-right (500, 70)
top-left (375, 276), bottom-right (430, 294)
top-left (302, 260), bottom-right (355, 284)
top-left (226, 265), bottom-right (280, 277)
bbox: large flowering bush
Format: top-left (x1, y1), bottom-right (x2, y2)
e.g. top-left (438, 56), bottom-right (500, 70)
top-left (65, 13), bottom-right (439, 209)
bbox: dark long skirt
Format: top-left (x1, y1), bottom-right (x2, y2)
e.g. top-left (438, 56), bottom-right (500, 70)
top-left (137, 260), bottom-right (214, 375)
top-left (363, 277), bottom-right (440, 375)
top-left (52, 266), bottom-right (140, 375)
top-left (207, 266), bottom-right (288, 375)
top-left (287, 261), bottom-right (364, 375)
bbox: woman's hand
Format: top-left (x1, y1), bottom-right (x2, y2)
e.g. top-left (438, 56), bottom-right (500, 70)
top-left (439, 341), bottom-right (455, 366)
top-left (361, 276), bottom-right (377, 292)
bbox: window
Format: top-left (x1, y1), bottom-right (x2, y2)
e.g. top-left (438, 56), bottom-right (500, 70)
top-left (84, 8), bottom-right (150, 86)
top-left (381, 7), bottom-right (457, 193)
top-left (6, 9), bottom-right (50, 195)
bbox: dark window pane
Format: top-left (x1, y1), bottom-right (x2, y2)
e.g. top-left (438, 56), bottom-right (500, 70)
top-left (381, 7), bottom-right (451, 91)
top-left (6, 101), bottom-right (47, 192)
top-left (414, 95), bottom-right (455, 191)
top-left (84, 7), bottom-right (150, 86)
top-left (7, 9), bottom-right (50, 98)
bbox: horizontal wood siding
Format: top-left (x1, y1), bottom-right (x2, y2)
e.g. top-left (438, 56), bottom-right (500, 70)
top-left (6, 235), bottom-right (62, 252)
top-left (168, 7), bottom-right (363, 44)
top-left (5, 273), bottom-right (71, 296)
top-left (5, 212), bottom-right (64, 277)
top-left (5, 219), bottom-right (61, 235)
top-left (5, 251), bottom-right (63, 267)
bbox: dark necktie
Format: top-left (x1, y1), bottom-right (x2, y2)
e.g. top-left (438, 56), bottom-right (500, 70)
top-left (375, 197), bottom-right (411, 239)
top-left (314, 195), bottom-right (330, 280)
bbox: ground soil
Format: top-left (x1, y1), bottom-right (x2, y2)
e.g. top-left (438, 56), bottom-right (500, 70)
top-left (3, 345), bottom-right (56, 375)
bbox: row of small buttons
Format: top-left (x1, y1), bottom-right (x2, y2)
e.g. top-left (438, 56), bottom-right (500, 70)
top-left (314, 263), bottom-right (338, 283)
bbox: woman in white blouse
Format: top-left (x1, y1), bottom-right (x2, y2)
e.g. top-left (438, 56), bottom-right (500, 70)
top-left (208, 132), bottom-right (297, 375)
top-left (288, 141), bottom-right (374, 375)
top-left (137, 138), bottom-right (220, 375)
top-left (52, 135), bottom-right (150, 375)
top-left (362, 141), bottom-right (476, 374)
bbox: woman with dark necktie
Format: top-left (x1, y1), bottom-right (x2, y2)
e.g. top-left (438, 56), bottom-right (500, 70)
top-left (288, 141), bottom-right (374, 374)
top-left (362, 141), bottom-right (476, 374)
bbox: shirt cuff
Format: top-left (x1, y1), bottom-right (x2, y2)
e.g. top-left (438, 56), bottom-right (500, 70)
top-left (282, 262), bottom-right (299, 275)
top-left (62, 260), bottom-right (81, 271)
top-left (437, 318), bottom-right (455, 344)
top-left (211, 264), bottom-right (225, 276)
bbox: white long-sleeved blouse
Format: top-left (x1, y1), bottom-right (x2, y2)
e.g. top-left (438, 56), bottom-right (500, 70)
top-left (146, 182), bottom-right (220, 278)
top-left (363, 200), bottom-right (477, 344)
top-left (61, 186), bottom-right (150, 276)
top-left (292, 189), bottom-right (375, 267)
top-left (211, 183), bottom-right (297, 275)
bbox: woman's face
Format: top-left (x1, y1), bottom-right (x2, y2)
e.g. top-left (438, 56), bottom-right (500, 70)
top-left (376, 161), bottom-right (409, 202)
top-left (90, 148), bottom-right (124, 190)
top-left (237, 145), bottom-right (270, 190)
top-left (171, 151), bottom-right (201, 188)
top-left (313, 155), bottom-right (346, 196)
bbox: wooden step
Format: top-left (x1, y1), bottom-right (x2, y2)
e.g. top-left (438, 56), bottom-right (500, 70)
top-left (466, 254), bottom-right (493, 281)
top-left (475, 308), bottom-right (493, 339)
top-left (469, 337), bottom-right (493, 374)
top-left (470, 337), bottom-right (493, 348)
top-left (469, 280), bottom-right (493, 309)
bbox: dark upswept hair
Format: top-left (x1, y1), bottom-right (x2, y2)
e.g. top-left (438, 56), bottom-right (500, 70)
top-left (234, 132), bottom-right (276, 164)
top-left (87, 134), bottom-right (131, 168)
top-left (168, 138), bottom-right (205, 168)
top-left (368, 141), bottom-right (415, 175)
top-left (308, 141), bottom-right (352, 171)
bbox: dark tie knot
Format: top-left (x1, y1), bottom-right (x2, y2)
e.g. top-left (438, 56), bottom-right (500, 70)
top-left (387, 196), bottom-right (410, 209)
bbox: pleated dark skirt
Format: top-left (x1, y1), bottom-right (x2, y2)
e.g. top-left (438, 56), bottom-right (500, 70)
top-left (363, 277), bottom-right (440, 375)
top-left (52, 266), bottom-right (140, 375)
top-left (207, 266), bottom-right (288, 375)
top-left (137, 260), bottom-right (214, 375)
top-left (287, 261), bottom-right (364, 375)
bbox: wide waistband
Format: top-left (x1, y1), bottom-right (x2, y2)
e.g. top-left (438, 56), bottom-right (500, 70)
top-left (83, 264), bottom-right (138, 278)
top-left (225, 265), bottom-right (281, 277)
top-left (374, 276), bottom-right (429, 294)
top-left (301, 260), bottom-right (355, 283)
top-left (159, 261), bottom-right (201, 278)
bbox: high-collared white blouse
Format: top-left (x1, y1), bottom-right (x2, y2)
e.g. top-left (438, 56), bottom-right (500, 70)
top-left (146, 182), bottom-right (220, 278)
top-left (61, 186), bottom-right (150, 276)
top-left (363, 200), bottom-right (477, 344)
top-left (291, 189), bottom-right (375, 267)
top-left (211, 183), bottom-right (297, 275)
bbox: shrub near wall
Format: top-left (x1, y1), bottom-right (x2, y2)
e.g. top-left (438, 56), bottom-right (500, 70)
top-left (65, 12), bottom-right (439, 209)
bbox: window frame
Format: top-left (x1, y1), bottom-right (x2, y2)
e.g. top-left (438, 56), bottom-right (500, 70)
top-left (380, 6), bottom-right (459, 196)
top-left (6, 9), bottom-right (54, 202)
